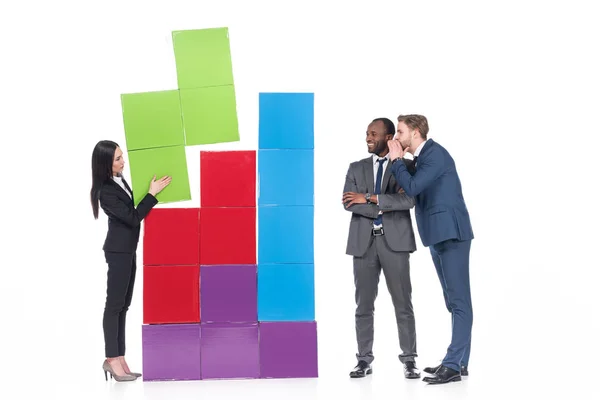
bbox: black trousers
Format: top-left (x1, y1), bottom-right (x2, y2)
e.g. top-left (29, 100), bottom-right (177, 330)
top-left (103, 251), bottom-right (137, 358)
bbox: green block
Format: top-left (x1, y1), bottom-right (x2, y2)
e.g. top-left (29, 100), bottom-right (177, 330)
top-left (128, 145), bottom-right (191, 205)
top-left (121, 90), bottom-right (184, 151)
top-left (180, 85), bottom-right (240, 145)
top-left (172, 27), bottom-right (234, 89)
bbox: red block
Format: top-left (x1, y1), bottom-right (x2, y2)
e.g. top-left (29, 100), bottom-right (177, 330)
top-left (200, 150), bottom-right (256, 207)
top-left (143, 208), bottom-right (200, 266)
top-left (200, 207), bottom-right (256, 265)
top-left (143, 265), bottom-right (200, 324)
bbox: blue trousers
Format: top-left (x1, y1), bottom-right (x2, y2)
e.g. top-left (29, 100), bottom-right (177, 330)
top-left (430, 239), bottom-right (473, 372)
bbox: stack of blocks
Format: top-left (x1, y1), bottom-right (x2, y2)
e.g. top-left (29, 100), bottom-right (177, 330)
top-left (256, 92), bottom-right (317, 378)
top-left (120, 27), bottom-right (318, 381)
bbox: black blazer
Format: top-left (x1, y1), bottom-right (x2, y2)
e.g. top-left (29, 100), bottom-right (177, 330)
top-left (99, 178), bottom-right (158, 253)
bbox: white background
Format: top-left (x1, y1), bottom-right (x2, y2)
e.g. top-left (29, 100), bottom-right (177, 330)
top-left (1, 0), bottom-right (599, 399)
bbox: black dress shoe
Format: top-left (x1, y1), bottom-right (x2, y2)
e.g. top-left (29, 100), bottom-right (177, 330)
top-left (423, 364), bottom-right (440, 374)
top-left (422, 366), bottom-right (461, 384)
top-left (403, 361), bottom-right (421, 379)
top-left (349, 360), bottom-right (372, 378)
top-left (424, 364), bottom-right (468, 376)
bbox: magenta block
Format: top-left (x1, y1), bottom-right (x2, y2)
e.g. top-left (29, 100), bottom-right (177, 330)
top-left (200, 323), bottom-right (260, 379)
top-left (142, 323), bottom-right (201, 381)
top-left (200, 265), bottom-right (257, 323)
top-left (259, 321), bottom-right (318, 378)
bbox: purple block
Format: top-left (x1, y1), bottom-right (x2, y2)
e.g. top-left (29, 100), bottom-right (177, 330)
top-left (259, 321), bottom-right (318, 378)
top-left (200, 323), bottom-right (260, 379)
top-left (200, 264), bottom-right (257, 322)
top-left (142, 323), bottom-right (201, 381)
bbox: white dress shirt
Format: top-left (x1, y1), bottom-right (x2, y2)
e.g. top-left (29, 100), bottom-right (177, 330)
top-left (413, 138), bottom-right (430, 164)
top-left (113, 175), bottom-right (132, 199)
top-left (372, 154), bottom-right (389, 229)
top-left (372, 153), bottom-right (390, 186)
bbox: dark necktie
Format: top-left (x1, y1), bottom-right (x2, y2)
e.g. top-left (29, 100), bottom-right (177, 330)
top-left (373, 158), bottom-right (386, 225)
top-left (408, 156), bottom-right (418, 175)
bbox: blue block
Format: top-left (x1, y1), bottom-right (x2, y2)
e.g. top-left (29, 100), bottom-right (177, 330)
top-left (258, 206), bottom-right (313, 264)
top-left (258, 263), bottom-right (315, 321)
top-left (259, 93), bottom-right (314, 149)
top-left (258, 149), bottom-right (314, 206)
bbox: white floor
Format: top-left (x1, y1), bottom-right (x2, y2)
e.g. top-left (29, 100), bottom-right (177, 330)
top-left (21, 352), bottom-right (593, 400)
top-left (13, 303), bottom-right (597, 400)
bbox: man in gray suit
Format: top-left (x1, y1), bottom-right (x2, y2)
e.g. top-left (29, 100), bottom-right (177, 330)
top-left (342, 117), bottom-right (420, 379)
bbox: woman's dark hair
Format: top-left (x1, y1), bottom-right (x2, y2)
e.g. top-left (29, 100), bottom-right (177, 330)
top-left (91, 140), bottom-right (119, 219)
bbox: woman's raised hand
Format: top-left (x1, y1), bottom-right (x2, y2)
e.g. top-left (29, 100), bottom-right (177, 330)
top-left (149, 175), bottom-right (172, 196)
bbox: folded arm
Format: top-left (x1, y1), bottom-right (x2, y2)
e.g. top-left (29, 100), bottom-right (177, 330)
top-left (377, 192), bottom-right (415, 211)
top-left (342, 165), bottom-right (379, 219)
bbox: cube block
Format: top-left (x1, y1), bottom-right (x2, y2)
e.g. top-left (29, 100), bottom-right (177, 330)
top-left (142, 323), bottom-right (201, 381)
top-left (258, 93), bottom-right (314, 149)
top-left (143, 208), bottom-right (200, 265)
top-left (128, 145), bottom-right (191, 205)
top-left (200, 265), bottom-right (257, 323)
top-left (200, 323), bottom-right (259, 379)
top-left (258, 264), bottom-right (314, 321)
top-left (259, 321), bottom-right (318, 378)
top-left (258, 206), bottom-right (313, 264)
top-left (180, 85), bottom-right (239, 145)
top-left (172, 27), bottom-right (234, 89)
top-left (200, 151), bottom-right (256, 207)
top-left (200, 207), bottom-right (256, 265)
top-left (258, 149), bottom-right (313, 206)
top-left (121, 90), bottom-right (185, 151)
top-left (143, 265), bottom-right (200, 324)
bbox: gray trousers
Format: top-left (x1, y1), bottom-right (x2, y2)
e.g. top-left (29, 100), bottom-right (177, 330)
top-left (353, 235), bottom-right (417, 364)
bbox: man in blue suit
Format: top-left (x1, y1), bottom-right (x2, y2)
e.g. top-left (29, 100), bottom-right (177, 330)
top-left (387, 114), bottom-right (474, 385)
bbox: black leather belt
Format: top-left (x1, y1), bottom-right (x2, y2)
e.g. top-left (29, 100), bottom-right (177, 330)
top-left (372, 227), bottom-right (384, 236)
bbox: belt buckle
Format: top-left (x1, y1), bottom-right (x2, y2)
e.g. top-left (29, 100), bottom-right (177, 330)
top-left (372, 227), bottom-right (384, 236)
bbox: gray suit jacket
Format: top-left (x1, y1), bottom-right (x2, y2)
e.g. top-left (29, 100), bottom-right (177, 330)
top-left (344, 157), bottom-right (417, 257)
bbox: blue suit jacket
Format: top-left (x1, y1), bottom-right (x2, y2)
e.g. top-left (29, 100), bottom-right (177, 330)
top-left (390, 139), bottom-right (474, 247)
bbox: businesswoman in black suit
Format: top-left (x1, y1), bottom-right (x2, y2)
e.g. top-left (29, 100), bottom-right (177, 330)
top-left (91, 140), bottom-right (171, 381)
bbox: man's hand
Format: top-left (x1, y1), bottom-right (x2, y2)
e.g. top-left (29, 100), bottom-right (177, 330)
top-left (387, 140), bottom-right (406, 160)
top-left (343, 192), bottom-right (367, 208)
